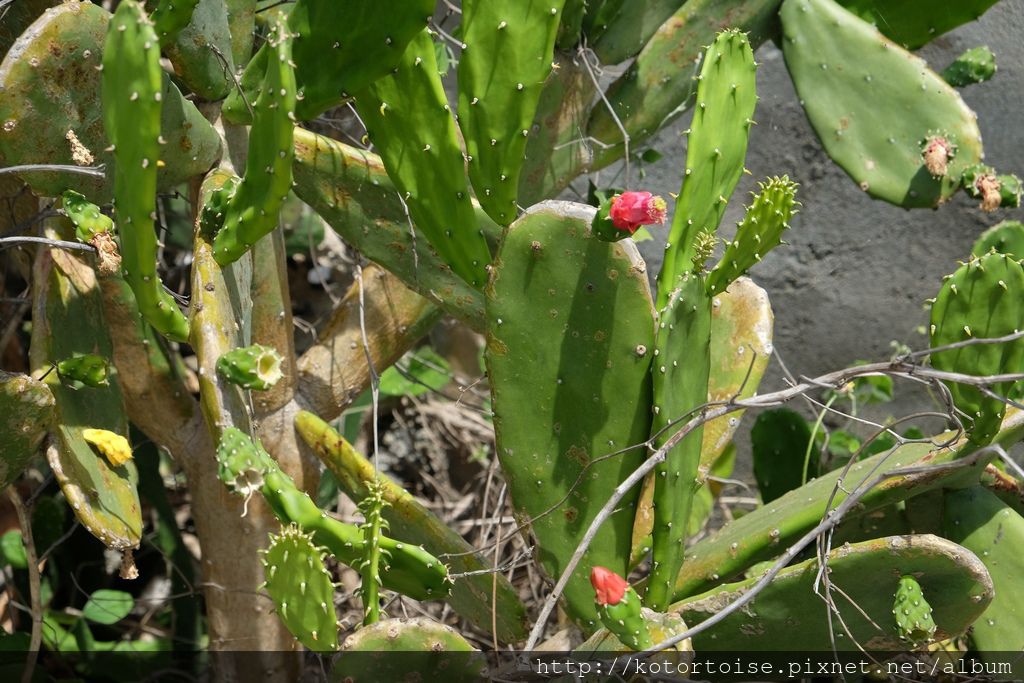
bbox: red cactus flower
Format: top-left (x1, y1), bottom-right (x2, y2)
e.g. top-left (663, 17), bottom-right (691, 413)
top-left (590, 566), bottom-right (628, 606)
top-left (609, 191), bottom-right (668, 234)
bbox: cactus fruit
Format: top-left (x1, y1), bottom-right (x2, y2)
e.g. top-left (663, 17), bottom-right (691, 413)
top-left (928, 252), bottom-right (1024, 447)
top-left (458, 0), bottom-right (566, 225)
top-left (835, 0), bottom-right (1000, 50)
top-left (212, 20), bottom-right (295, 266)
top-left (56, 353), bottom-right (110, 389)
top-left (261, 524), bottom-right (339, 652)
top-left (657, 29), bottom-right (758, 306)
top-left (101, 0), bottom-right (190, 343)
top-left (676, 535), bottom-right (991, 651)
top-left (943, 486), bottom-right (1024, 658)
top-left (0, 1), bottom-right (219, 201)
top-left (893, 575), bottom-right (937, 644)
top-left (706, 177), bottom-right (799, 296)
top-left (223, 0), bottom-right (433, 123)
top-left (485, 201), bottom-right (654, 627)
top-left (942, 46), bottom-right (997, 88)
top-left (645, 271), bottom-right (712, 611)
top-left (0, 371), bottom-right (55, 490)
top-left (780, 0), bottom-right (984, 208)
top-left (216, 344), bottom-right (283, 391)
top-left (82, 428), bottom-right (134, 467)
top-left (215, 427), bottom-right (451, 601)
top-left (971, 220), bottom-right (1024, 259)
top-left (295, 411), bottom-right (529, 643)
top-left (355, 29), bottom-right (492, 288)
top-left (62, 190), bottom-right (114, 243)
top-left (332, 617), bottom-right (481, 683)
top-left (147, 0), bottom-right (200, 46)
top-left (590, 566), bottom-right (653, 650)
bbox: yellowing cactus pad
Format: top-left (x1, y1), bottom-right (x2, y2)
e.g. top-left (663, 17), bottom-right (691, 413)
top-left (82, 428), bottom-right (133, 467)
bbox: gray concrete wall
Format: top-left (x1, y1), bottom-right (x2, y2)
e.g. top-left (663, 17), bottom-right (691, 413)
top-left (622, 2), bottom-right (1024, 420)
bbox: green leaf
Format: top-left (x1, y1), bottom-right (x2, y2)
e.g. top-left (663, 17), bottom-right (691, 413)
top-left (82, 589), bottom-right (133, 625)
top-left (0, 530), bottom-right (27, 569)
top-left (378, 348), bottom-right (450, 397)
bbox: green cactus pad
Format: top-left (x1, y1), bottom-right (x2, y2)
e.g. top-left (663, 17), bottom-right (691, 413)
top-left (215, 428), bottom-right (451, 601)
top-left (0, 1), bottom-right (220, 201)
top-left (672, 410), bottom-right (1024, 600)
top-left (707, 177), bottom-right (799, 296)
top-left (961, 164), bottom-right (1022, 211)
top-left (291, 128), bottom-right (490, 329)
top-left (0, 371), bottom-right (55, 490)
top-left (751, 408), bottom-right (818, 504)
top-left (556, 0), bottom-right (587, 49)
top-left (147, 0), bottom-right (200, 45)
top-left (942, 46), bottom-right (997, 88)
top-left (355, 29), bottom-right (492, 288)
top-left (657, 29), bottom-right (758, 305)
top-left (971, 220), bottom-right (1024, 259)
top-left (62, 190), bottom-right (114, 243)
top-left (944, 486), bottom-right (1024, 660)
top-left (780, 0), bottom-right (983, 208)
top-left (56, 353), bottom-right (110, 389)
top-left (295, 411), bottom-right (529, 643)
top-left (485, 201), bottom-right (654, 627)
top-left (212, 20), bottom-right (295, 266)
top-left (676, 534), bottom-right (991, 650)
top-left (223, 0), bottom-right (433, 123)
top-left (262, 524), bottom-right (339, 651)
top-left (929, 252), bottom-right (1024, 447)
top-left (645, 271), bottom-right (712, 610)
top-left (595, 581), bottom-right (653, 650)
top-left (458, 0), bottom-right (566, 225)
top-left (225, 0), bottom-right (256, 66)
top-left (30, 223), bottom-right (142, 551)
top-left (579, 607), bottom-right (693, 655)
top-left (586, 0), bottom-right (779, 173)
top-left (893, 575), bottom-right (937, 643)
top-left (101, 0), bottom-right (191, 343)
top-left (162, 0), bottom-right (234, 100)
top-left (216, 344), bottom-right (283, 391)
top-left (333, 617), bottom-right (480, 683)
top-left (835, 0), bottom-right (999, 50)
top-left (588, 0), bottom-right (685, 66)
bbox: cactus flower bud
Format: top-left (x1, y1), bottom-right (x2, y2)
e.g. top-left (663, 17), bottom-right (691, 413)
top-left (609, 191), bottom-right (668, 234)
top-left (590, 566), bottom-right (628, 605)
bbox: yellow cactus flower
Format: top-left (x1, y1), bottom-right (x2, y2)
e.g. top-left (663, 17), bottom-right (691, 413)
top-left (82, 428), bottom-right (133, 467)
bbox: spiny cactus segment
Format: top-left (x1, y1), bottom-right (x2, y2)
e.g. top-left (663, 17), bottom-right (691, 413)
top-left (213, 20), bottom-right (296, 266)
top-left (62, 190), bottom-right (113, 242)
top-left (458, 1), bottom-right (567, 225)
top-left (893, 575), bottom-right (937, 644)
top-left (101, 0), bottom-right (190, 342)
top-left (657, 29), bottom-right (758, 307)
top-left (962, 164), bottom-right (1022, 212)
top-left (929, 252), bottom-right (1024, 446)
top-left (261, 524), bottom-right (339, 652)
top-left (706, 177), bottom-right (798, 296)
top-left (591, 566), bottom-right (653, 650)
top-left (56, 353), bottom-right (110, 389)
top-left (216, 344), bottom-right (283, 391)
top-left (971, 220), bottom-right (1024, 260)
top-left (942, 46), bottom-right (997, 88)
top-left (356, 481), bottom-right (390, 625)
top-left (0, 371), bottom-right (55, 490)
top-left (147, 0), bottom-right (199, 47)
top-left (334, 617), bottom-right (480, 682)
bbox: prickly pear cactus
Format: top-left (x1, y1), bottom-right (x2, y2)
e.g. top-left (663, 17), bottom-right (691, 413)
top-left (212, 19), bottom-right (295, 266)
top-left (590, 566), bottom-right (653, 650)
top-left (332, 617), bottom-right (481, 683)
top-left (893, 575), bottom-right (937, 644)
top-left (262, 524), bottom-right (339, 652)
top-left (101, 0), bottom-right (190, 343)
top-left (56, 353), bottom-right (110, 389)
top-left (751, 407), bottom-right (817, 503)
top-left (356, 481), bottom-right (389, 624)
top-left (780, 0), bottom-right (984, 207)
top-left (972, 220), bottom-right (1024, 259)
top-left (835, 0), bottom-right (999, 49)
top-left (929, 252), bottom-right (1024, 447)
top-left (578, 608), bottom-right (693, 655)
top-left (458, 0), bottom-right (566, 225)
top-left (942, 46), bottom-right (997, 88)
top-left (216, 344), bottom-right (283, 391)
top-left (62, 191), bottom-right (113, 243)
top-left (485, 201), bottom-right (654, 627)
top-left (0, 371), bottom-right (55, 490)
top-left (355, 29), bottom-right (492, 288)
top-left (147, 0), bottom-right (200, 46)
top-left (657, 29), bottom-right (758, 304)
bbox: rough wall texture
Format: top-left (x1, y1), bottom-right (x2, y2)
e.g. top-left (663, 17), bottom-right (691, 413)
top-left (622, 2), bottom-right (1024, 425)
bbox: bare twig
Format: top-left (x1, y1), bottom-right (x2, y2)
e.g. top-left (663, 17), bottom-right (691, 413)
top-left (0, 236), bottom-right (96, 252)
top-left (0, 164), bottom-right (105, 178)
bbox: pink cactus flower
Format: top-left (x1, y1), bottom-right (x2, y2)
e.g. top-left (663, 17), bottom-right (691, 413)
top-left (609, 191), bottom-right (668, 234)
top-left (590, 566), bottom-right (628, 606)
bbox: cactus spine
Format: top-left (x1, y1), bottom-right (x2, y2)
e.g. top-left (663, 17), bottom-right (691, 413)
top-left (212, 19), bottom-right (296, 265)
top-left (101, 0), bottom-right (190, 342)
